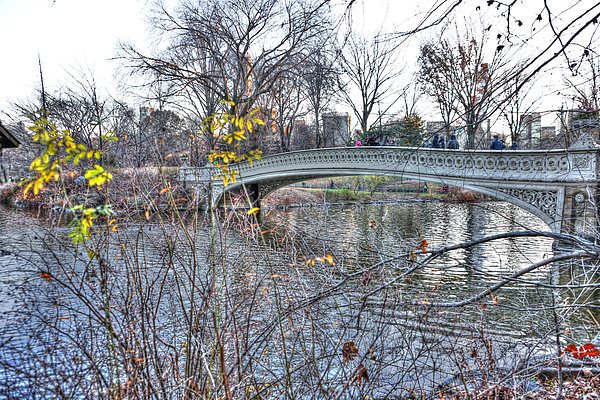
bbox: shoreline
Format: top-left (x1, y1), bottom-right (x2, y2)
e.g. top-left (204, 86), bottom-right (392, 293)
top-left (1, 178), bottom-right (493, 211)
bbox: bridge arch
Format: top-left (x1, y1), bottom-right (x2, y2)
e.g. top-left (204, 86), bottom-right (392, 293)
top-left (218, 168), bottom-right (559, 231)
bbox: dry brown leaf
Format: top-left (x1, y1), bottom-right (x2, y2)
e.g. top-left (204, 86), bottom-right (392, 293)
top-left (352, 363), bottom-right (369, 385)
top-left (342, 341), bottom-right (359, 362)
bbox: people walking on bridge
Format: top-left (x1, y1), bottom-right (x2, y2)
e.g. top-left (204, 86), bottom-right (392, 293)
top-left (447, 134), bottom-right (459, 149)
top-left (490, 135), bottom-right (505, 150)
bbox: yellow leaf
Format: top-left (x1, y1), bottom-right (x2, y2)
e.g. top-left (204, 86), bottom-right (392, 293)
top-left (24, 182), bottom-right (33, 195)
top-left (247, 207), bottom-right (260, 215)
top-left (47, 143), bottom-right (56, 155)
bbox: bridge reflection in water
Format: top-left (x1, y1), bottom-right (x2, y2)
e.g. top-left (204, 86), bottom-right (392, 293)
top-left (179, 134), bottom-right (600, 236)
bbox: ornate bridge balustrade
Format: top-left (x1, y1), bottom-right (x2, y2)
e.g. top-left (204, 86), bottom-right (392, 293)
top-left (178, 135), bottom-right (600, 236)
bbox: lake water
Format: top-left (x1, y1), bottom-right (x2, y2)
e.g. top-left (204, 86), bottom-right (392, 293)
top-left (0, 200), bottom-right (598, 398)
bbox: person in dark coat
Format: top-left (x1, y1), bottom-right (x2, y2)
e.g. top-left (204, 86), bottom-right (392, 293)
top-left (447, 134), bottom-right (459, 149)
top-left (511, 142), bottom-right (518, 150)
top-left (438, 135), bottom-right (446, 149)
top-left (432, 133), bottom-right (439, 149)
top-left (490, 135), bottom-right (505, 150)
top-left (367, 133), bottom-right (379, 146)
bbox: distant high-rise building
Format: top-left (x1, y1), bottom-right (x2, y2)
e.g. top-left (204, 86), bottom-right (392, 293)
top-left (518, 112), bottom-right (541, 149)
top-left (322, 112), bottom-right (351, 147)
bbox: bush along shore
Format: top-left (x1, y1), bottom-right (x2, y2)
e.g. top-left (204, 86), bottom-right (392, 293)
top-left (0, 167), bottom-right (189, 212)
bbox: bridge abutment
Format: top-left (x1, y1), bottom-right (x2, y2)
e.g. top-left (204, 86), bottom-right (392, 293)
top-left (560, 186), bottom-right (599, 239)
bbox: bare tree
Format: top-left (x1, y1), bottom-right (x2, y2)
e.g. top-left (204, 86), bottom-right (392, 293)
top-left (418, 23), bottom-right (513, 148)
top-left (301, 47), bottom-right (338, 148)
top-left (139, 108), bottom-right (187, 165)
top-left (118, 0), bottom-right (335, 152)
top-left (266, 62), bottom-right (306, 153)
top-left (10, 68), bottom-right (128, 168)
top-left (337, 32), bottom-right (402, 134)
top-left (565, 50), bottom-right (600, 111)
top-left (497, 67), bottom-right (541, 148)
top-left (417, 43), bottom-right (459, 140)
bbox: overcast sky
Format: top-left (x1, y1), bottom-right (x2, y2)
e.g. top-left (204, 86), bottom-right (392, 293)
top-left (0, 0), bottom-right (592, 131)
top-left (0, 0), bottom-right (148, 114)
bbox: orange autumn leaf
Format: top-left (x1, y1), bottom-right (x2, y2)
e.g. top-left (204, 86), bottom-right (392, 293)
top-left (41, 272), bottom-right (51, 281)
top-left (416, 239), bottom-right (428, 251)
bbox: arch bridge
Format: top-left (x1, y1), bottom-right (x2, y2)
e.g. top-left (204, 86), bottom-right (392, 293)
top-left (179, 135), bottom-right (600, 236)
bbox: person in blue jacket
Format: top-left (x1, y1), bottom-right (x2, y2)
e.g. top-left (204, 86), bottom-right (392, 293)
top-left (490, 135), bottom-right (505, 150)
top-left (447, 134), bottom-right (459, 149)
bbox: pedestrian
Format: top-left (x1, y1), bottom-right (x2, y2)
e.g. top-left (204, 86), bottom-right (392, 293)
top-left (511, 142), bottom-right (518, 150)
top-left (438, 135), bottom-right (446, 149)
top-left (367, 133), bottom-right (379, 146)
top-left (330, 180), bottom-right (334, 189)
top-left (490, 135), bottom-right (505, 150)
top-left (356, 140), bottom-right (362, 147)
top-left (432, 133), bottom-right (439, 149)
top-left (447, 134), bottom-right (459, 149)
